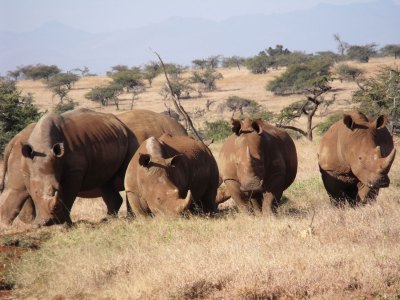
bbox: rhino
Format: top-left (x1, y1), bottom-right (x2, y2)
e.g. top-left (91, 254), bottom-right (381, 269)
top-left (124, 134), bottom-right (219, 216)
top-left (0, 123), bottom-right (36, 224)
top-left (219, 118), bottom-right (298, 214)
top-left (18, 108), bottom-right (188, 226)
top-left (318, 111), bottom-right (396, 206)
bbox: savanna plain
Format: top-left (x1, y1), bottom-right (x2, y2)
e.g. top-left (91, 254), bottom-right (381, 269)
top-left (1, 57), bottom-right (400, 299)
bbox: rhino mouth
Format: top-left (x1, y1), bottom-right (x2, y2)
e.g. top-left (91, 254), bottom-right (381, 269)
top-left (367, 176), bottom-right (390, 188)
top-left (239, 179), bottom-right (264, 193)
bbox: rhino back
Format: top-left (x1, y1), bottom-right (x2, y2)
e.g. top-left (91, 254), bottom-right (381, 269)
top-left (116, 109), bottom-right (187, 143)
top-left (59, 110), bottom-right (130, 190)
top-left (262, 123), bottom-right (298, 189)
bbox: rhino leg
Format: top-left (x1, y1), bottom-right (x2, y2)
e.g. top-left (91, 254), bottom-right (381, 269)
top-left (320, 169), bottom-right (357, 206)
top-left (126, 191), bottom-right (150, 217)
top-left (101, 184), bottom-right (123, 217)
top-left (18, 198), bottom-right (36, 224)
top-left (0, 189), bottom-right (31, 225)
top-left (224, 180), bottom-right (253, 214)
top-left (262, 191), bottom-right (282, 216)
top-left (357, 184), bottom-right (379, 204)
top-left (199, 188), bottom-right (218, 214)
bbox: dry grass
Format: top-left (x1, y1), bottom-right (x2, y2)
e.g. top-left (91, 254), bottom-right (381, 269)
top-left (12, 197), bottom-right (400, 299)
top-left (2, 57), bottom-right (400, 299)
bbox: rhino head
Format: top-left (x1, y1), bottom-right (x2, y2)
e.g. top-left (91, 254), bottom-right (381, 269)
top-left (231, 118), bottom-right (266, 192)
top-left (135, 137), bottom-right (192, 215)
top-left (342, 113), bottom-right (396, 189)
top-left (21, 113), bottom-right (67, 226)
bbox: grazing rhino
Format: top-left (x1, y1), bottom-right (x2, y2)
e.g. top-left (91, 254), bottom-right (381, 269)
top-left (20, 108), bottom-right (136, 226)
top-left (219, 118), bottom-right (297, 214)
top-left (2, 108), bottom-right (187, 226)
top-left (318, 111), bottom-right (396, 206)
top-left (16, 109), bottom-right (187, 225)
top-left (0, 123), bottom-right (36, 224)
top-left (124, 134), bottom-right (219, 216)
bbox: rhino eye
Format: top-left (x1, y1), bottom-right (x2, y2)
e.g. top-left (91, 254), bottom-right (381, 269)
top-left (358, 156), bottom-right (362, 160)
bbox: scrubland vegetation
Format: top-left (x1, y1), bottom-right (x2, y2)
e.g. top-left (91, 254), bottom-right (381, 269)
top-left (0, 47), bottom-right (399, 298)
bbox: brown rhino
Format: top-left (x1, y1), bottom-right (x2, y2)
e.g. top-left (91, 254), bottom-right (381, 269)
top-left (0, 123), bottom-right (36, 224)
top-left (318, 111), bottom-right (396, 206)
top-left (20, 108), bottom-right (188, 226)
top-left (124, 134), bottom-right (219, 216)
top-left (219, 118), bottom-right (297, 214)
top-left (1, 108), bottom-right (187, 226)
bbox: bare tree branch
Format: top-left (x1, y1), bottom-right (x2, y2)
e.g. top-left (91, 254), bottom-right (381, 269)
top-left (151, 49), bottom-right (203, 142)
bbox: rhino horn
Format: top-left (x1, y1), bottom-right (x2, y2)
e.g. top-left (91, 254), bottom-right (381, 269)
top-left (246, 146), bottom-right (252, 162)
top-left (374, 146), bottom-right (382, 159)
top-left (174, 190), bottom-right (192, 214)
top-left (381, 147), bottom-right (396, 173)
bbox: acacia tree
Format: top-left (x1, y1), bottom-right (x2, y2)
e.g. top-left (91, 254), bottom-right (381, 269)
top-left (268, 59), bottom-right (333, 140)
top-left (85, 83), bottom-right (124, 110)
top-left (20, 64), bottom-right (61, 81)
top-left (346, 43), bottom-right (377, 63)
top-left (47, 72), bottom-right (79, 103)
top-left (109, 68), bottom-right (144, 92)
top-left (380, 44), bottom-right (400, 59)
top-left (190, 69), bottom-right (223, 92)
top-left (335, 63), bottom-right (364, 89)
top-left (221, 56), bottom-right (246, 70)
top-left (353, 67), bottom-right (400, 134)
top-left (142, 62), bottom-right (160, 87)
top-left (192, 59), bottom-right (208, 70)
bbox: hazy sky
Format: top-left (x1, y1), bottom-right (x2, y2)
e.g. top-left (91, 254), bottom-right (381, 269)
top-left (0, 0), bottom-right (381, 33)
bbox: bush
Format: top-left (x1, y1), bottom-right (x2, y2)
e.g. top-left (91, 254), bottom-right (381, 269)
top-left (267, 58), bottom-right (332, 95)
top-left (0, 80), bottom-right (42, 154)
top-left (316, 113), bottom-right (343, 134)
top-left (20, 64), bottom-right (61, 81)
top-left (225, 96), bottom-right (273, 120)
top-left (353, 67), bottom-right (400, 134)
top-left (85, 83), bottom-right (124, 109)
top-left (53, 101), bottom-right (78, 114)
top-left (335, 64), bottom-right (363, 82)
top-left (202, 120), bottom-right (231, 141)
top-left (190, 69), bottom-right (223, 91)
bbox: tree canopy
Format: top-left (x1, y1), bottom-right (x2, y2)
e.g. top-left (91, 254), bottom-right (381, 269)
top-left (0, 80), bottom-right (42, 153)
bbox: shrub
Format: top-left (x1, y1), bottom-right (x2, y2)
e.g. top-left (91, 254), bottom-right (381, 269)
top-left (353, 67), bottom-right (400, 134)
top-left (267, 59), bottom-right (332, 95)
top-left (335, 64), bottom-right (363, 82)
top-left (0, 80), bottom-right (42, 154)
top-left (316, 113), bottom-right (343, 134)
top-left (202, 120), bottom-right (231, 141)
top-left (53, 101), bottom-right (78, 114)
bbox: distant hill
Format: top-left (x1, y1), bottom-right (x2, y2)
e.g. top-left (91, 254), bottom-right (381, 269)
top-left (0, 0), bottom-right (399, 75)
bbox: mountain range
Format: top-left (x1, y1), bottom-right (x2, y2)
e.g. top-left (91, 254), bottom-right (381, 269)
top-left (0, 0), bottom-right (399, 75)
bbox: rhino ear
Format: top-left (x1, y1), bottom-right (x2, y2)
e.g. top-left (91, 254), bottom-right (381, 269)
top-left (251, 119), bottom-right (264, 135)
top-left (343, 114), bottom-right (355, 130)
top-left (138, 153), bottom-right (151, 167)
top-left (52, 143), bottom-right (64, 158)
top-left (376, 115), bottom-right (388, 129)
top-left (21, 144), bottom-right (34, 159)
top-left (231, 119), bottom-right (241, 135)
top-left (166, 154), bottom-right (183, 167)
